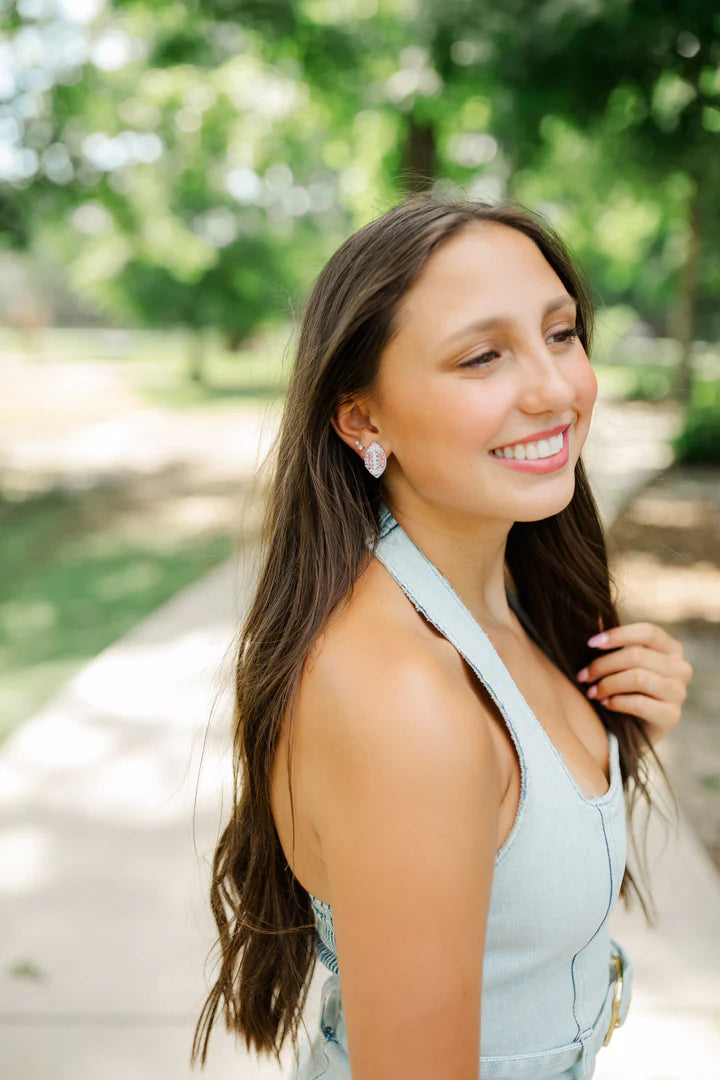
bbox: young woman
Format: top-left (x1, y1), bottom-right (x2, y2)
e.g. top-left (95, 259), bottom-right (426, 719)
top-left (191, 194), bottom-right (692, 1080)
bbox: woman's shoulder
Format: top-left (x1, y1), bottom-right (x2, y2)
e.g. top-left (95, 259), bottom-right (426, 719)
top-left (271, 555), bottom-right (498, 895)
top-left (303, 556), bottom-right (451, 700)
top-left (297, 556), bottom-right (498, 767)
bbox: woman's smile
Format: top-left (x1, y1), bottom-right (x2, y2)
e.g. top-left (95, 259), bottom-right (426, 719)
top-left (488, 423), bottom-right (572, 474)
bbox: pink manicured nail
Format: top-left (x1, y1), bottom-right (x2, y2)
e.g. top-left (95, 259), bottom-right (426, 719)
top-left (588, 633), bottom-right (609, 646)
top-left (577, 668), bottom-right (589, 681)
top-left (587, 685), bottom-right (598, 698)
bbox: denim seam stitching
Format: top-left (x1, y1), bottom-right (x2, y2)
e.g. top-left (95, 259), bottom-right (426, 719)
top-left (570, 951), bottom-right (581, 1041)
top-left (571, 802), bottom-right (615, 1051)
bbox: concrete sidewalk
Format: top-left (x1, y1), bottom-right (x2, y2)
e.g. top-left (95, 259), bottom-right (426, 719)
top-left (2, 397), bottom-right (719, 1079)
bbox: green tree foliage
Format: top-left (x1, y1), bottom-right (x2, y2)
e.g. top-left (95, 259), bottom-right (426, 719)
top-left (0, 0), bottom-right (353, 357)
top-left (0, 0), bottom-right (718, 369)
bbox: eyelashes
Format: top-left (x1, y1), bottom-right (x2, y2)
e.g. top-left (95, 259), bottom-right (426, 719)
top-left (553, 325), bottom-right (581, 345)
top-left (552, 325), bottom-right (581, 344)
top-left (460, 325), bottom-right (581, 369)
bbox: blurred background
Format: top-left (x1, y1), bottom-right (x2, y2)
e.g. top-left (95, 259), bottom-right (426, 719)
top-left (0, 2), bottom-right (719, 1078)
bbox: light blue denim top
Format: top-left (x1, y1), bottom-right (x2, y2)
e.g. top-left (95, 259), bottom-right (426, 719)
top-left (297, 499), bottom-right (633, 1080)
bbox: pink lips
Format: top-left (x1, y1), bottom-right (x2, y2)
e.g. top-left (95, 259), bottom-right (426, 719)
top-left (490, 422), bottom-right (570, 452)
top-left (488, 425), bottom-right (570, 474)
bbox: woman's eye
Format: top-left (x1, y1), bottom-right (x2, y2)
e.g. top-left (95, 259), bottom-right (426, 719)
top-left (460, 350), bottom-right (499, 369)
top-left (548, 325), bottom-right (580, 345)
top-left (459, 325), bottom-right (580, 370)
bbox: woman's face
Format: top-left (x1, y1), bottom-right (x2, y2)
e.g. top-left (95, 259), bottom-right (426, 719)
top-left (370, 221), bottom-right (598, 528)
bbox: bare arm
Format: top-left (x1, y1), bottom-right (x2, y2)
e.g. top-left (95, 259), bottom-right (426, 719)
top-left (307, 648), bottom-right (501, 1080)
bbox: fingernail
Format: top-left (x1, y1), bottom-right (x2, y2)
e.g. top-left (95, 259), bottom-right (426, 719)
top-left (577, 668), bottom-right (589, 681)
top-left (587, 685), bottom-right (598, 698)
top-left (588, 633), bottom-right (609, 646)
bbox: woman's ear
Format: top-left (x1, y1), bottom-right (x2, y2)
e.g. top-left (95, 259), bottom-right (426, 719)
top-left (331, 398), bottom-right (383, 455)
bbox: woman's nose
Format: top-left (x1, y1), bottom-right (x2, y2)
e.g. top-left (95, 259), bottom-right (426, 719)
top-left (516, 346), bottom-right (576, 410)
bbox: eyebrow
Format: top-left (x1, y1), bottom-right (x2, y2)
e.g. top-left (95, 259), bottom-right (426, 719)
top-left (441, 294), bottom-right (578, 348)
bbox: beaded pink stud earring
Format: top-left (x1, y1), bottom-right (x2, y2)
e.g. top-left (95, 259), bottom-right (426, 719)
top-left (354, 438), bottom-right (387, 478)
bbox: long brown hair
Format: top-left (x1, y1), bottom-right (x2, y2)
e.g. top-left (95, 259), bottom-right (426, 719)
top-left (190, 192), bottom-right (676, 1068)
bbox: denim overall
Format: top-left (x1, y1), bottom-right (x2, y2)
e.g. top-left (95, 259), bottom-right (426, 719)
top-left (292, 500), bottom-right (633, 1080)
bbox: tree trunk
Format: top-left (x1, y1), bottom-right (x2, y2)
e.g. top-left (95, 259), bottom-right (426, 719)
top-left (402, 118), bottom-right (437, 193)
top-left (187, 327), bottom-right (205, 384)
top-left (673, 182), bottom-right (701, 407)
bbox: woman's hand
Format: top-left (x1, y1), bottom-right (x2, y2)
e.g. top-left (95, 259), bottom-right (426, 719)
top-left (576, 622), bottom-right (694, 747)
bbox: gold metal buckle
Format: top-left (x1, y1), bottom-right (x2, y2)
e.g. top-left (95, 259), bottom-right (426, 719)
top-left (603, 952), bottom-right (624, 1047)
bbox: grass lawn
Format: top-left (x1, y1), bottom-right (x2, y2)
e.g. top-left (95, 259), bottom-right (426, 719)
top-left (0, 483), bottom-right (235, 747)
top-left (1, 323), bottom-right (293, 412)
top-left (0, 324), bottom-right (290, 744)
top-left (117, 325), bottom-right (294, 411)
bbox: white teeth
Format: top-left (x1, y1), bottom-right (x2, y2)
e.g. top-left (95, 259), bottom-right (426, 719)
top-left (491, 430), bottom-right (565, 461)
